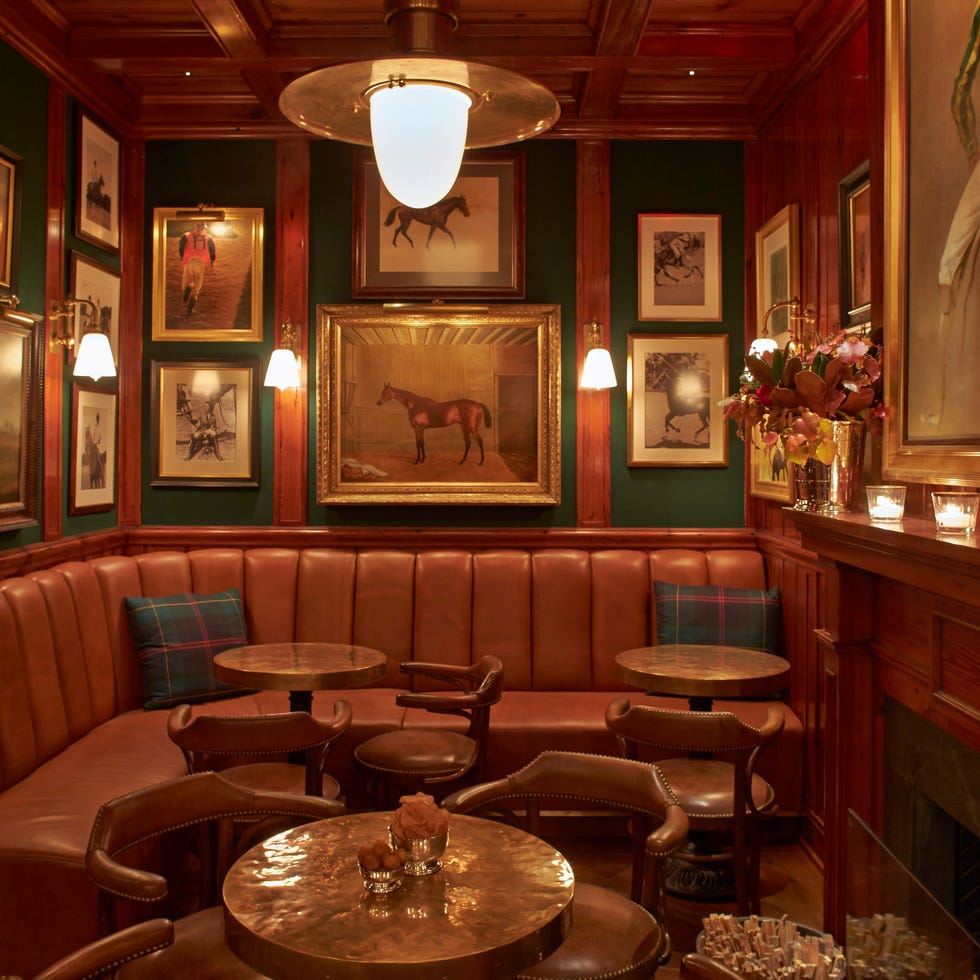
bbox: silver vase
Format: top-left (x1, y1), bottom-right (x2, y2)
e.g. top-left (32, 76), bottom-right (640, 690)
top-left (791, 420), bottom-right (866, 514)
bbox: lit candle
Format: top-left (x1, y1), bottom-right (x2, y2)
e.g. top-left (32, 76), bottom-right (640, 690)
top-left (869, 499), bottom-right (903, 521)
top-left (936, 506), bottom-right (972, 530)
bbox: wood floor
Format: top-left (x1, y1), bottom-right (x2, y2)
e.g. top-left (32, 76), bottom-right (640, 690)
top-left (550, 820), bottom-right (823, 977)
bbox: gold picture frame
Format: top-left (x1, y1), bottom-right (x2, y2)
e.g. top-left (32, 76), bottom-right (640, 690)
top-left (626, 333), bottom-right (728, 467)
top-left (70, 383), bottom-right (116, 514)
top-left (151, 207), bottom-right (263, 342)
top-left (316, 303), bottom-right (561, 505)
top-left (839, 160), bottom-right (871, 330)
top-left (0, 142), bottom-right (22, 301)
top-left (754, 204), bottom-right (800, 346)
top-left (70, 251), bottom-right (120, 368)
top-left (884, 0), bottom-right (980, 483)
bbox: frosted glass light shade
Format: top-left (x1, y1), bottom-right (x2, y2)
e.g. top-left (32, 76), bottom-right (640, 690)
top-left (370, 82), bottom-right (471, 207)
top-left (580, 347), bottom-right (617, 390)
top-left (748, 337), bottom-right (778, 357)
top-left (264, 348), bottom-right (301, 390)
top-left (73, 332), bottom-right (116, 381)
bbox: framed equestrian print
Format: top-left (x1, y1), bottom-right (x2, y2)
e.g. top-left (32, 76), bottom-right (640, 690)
top-left (626, 333), bottom-right (728, 467)
top-left (70, 383), bottom-right (116, 515)
top-left (637, 213), bottom-right (722, 321)
top-left (70, 251), bottom-right (120, 368)
top-left (754, 204), bottom-right (799, 345)
top-left (0, 142), bottom-right (22, 302)
top-left (76, 111), bottom-right (120, 253)
top-left (838, 160), bottom-right (871, 330)
top-left (353, 151), bottom-right (525, 299)
top-left (316, 303), bottom-right (561, 504)
top-left (150, 358), bottom-right (260, 487)
top-left (151, 207), bottom-right (264, 342)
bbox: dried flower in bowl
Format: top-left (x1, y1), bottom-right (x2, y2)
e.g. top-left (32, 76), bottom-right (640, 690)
top-left (389, 792), bottom-right (451, 840)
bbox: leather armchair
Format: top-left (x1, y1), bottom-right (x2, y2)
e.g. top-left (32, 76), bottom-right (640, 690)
top-left (443, 750), bottom-right (689, 979)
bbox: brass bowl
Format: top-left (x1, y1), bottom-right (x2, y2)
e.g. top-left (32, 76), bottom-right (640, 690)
top-left (388, 829), bottom-right (449, 876)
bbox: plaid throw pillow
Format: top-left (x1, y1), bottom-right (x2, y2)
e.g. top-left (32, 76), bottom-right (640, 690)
top-left (126, 588), bottom-right (251, 710)
top-left (653, 581), bottom-right (781, 654)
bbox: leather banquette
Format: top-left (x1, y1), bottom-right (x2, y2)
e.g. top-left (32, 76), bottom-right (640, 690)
top-left (0, 545), bottom-right (803, 976)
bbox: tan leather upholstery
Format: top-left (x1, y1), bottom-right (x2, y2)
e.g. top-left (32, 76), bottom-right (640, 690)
top-left (605, 697), bottom-right (784, 914)
top-left (443, 751), bottom-right (689, 978)
top-left (167, 700), bottom-right (352, 799)
top-left (354, 655), bottom-right (504, 806)
top-left (85, 771), bottom-right (343, 978)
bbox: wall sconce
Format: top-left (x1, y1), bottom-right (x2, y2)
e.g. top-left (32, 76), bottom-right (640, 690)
top-left (48, 296), bottom-right (117, 381)
top-left (760, 297), bottom-right (816, 355)
top-left (579, 321), bottom-right (617, 390)
top-left (264, 319), bottom-right (302, 390)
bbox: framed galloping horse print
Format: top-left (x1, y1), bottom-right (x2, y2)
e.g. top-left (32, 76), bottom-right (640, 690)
top-left (316, 303), bottom-right (561, 505)
top-left (352, 151), bottom-right (525, 299)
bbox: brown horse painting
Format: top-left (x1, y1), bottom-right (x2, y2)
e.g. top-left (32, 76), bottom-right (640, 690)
top-left (383, 195), bottom-right (470, 249)
top-left (376, 382), bottom-right (492, 465)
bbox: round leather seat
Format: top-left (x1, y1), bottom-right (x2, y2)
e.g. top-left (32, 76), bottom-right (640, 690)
top-left (518, 882), bottom-right (666, 979)
top-left (355, 729), bottom-right (477, 778)
top-left (655, 758), bottom-right (775, 822)
top-left (219, 762), bottom-right (342, 801)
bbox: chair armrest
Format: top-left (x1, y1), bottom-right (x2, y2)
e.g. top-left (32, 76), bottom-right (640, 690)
top-left (399, 660), bottom-right (478, 686)
top-left (33, 919), bottom-right (174, 980)
top-left (85, 850), bottom-right (169, 902)
top-left (395, 690), bottom-right (480, 711)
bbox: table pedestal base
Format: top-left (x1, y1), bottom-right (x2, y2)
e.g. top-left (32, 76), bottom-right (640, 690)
top-left (665, 834), bottom-right (736, 903)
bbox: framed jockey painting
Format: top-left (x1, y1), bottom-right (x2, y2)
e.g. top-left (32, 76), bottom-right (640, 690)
top-left (76, 111), bottom-right (120, 253)
top-left (69, 383), bottom-right (116, 515)
top-left (626, 333), bottom-right (728, 467)
top-left (315, 303), bottom-right (561, 504)
top-left (352, 151), bottom-right (525, 299)
top-left (151, 207), bottom-right (264, 342)
top-left (70, 251), bottom-right (120, 369)
top-left (637, 213), bottom-right (722, 322)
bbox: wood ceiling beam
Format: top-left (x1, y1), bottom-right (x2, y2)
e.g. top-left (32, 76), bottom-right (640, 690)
top-left (190, 0), bottom-right (270, 60)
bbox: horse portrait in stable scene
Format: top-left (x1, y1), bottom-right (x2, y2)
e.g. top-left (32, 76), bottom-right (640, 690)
top-left (644, 351), bottom-right (711, 448)
top-left (376, 382), bottom-right (492, 465)
top-left (384, 195), bottom-right (470, 249)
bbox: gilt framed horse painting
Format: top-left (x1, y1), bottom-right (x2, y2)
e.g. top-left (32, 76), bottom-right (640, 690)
top-left (316, 303), bottom-right (561, 505)
top-left (353, 151), bottom-right (525, 298)
top-left (76, 111), bottom-right (120, 253)
top-left (70, 383), bottom-right (116, 515)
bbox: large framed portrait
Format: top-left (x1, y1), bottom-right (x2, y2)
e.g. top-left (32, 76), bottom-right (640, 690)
top-left (353, 151), bottom-right (525, 298)
top-left (76, 111), bottom-right (120, 253)
top-left (69, 383), bottom-right (116, 514)
top-left (70, 251), bottom-right (120, 368)
top-left (754, 204), bottom-right (799, 346)
top-left (0, 307), bottom-right (42, 531)
top-left (150, 358), bottom-right (260, 487)
top-left (151, 207), bottom-right (264, 342)
top-left (637, 214), bottom-right (722, 321)
top-left (884, 0), bottom-right (980, 483)
top-left (316, 303), bottom-right (561, 505)
top-left (626, 333), bottom-right (728, 467)
top-left (839, 160), bottom-right (871, 330)
top-left (0, 142), bottom-right (22, 302)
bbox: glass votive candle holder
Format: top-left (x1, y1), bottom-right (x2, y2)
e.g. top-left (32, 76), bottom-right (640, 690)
top-left (931, 491), bottom-right (980, 534)
top-left (866, 485), bottom-right (906, 522)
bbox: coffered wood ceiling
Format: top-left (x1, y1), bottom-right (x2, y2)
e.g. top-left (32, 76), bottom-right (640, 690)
top-left (0, 0), bottom-right (864, 141)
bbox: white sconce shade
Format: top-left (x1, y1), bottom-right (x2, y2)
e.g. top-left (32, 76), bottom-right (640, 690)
top-left (73, 332), bottom-right (116, 381)
top-left (748, 337), bottom-right (778, 357)
top-left (370, 82), bottom-right (471, 207)
top-left (579, 321), bottom-right (617, 390)
top-left (263, 348), bottom-right (301, 390)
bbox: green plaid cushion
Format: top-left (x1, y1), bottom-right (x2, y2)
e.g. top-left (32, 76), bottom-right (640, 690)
top-left (126, 589), bottom-right (251, 710)
top-left (654, 581), bottom-right (781, 654)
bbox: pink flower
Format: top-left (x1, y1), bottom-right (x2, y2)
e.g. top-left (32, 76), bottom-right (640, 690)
top-left (836, 337), bottom-right (868, 364)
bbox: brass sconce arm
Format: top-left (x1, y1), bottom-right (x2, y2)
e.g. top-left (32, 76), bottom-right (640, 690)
top-left (48, 295), bottom-right (98, 352)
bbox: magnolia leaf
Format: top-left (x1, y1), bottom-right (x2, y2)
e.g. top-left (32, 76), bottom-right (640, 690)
top-left (823, 357), bottom-right (846, 389)
top-left (771, 387), bottom-right (802, 409)
top-left (811, 351), bottom-right (831, 379)
top-left (781, 356), bottom-right (803, 387)
top-left (793, 370), bottom-right (829, 414)
top-left (839, 387), bottom-right (874, 414)
top-left (771, 349), bottom-right (785, 381)
top-left (745, 354), bottom-right (777, 387)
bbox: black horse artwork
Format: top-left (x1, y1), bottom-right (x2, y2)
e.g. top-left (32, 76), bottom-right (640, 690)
top-left (645, 353), bottom-right (710, 445)
top-left (653, 232), bottom-right (704, 284)
top-left (86, 175), bottom-right (111, 223)
top-left (376, 382), bottom-right (492, 464)
top-left (383, 196), bottom-right (470, 249)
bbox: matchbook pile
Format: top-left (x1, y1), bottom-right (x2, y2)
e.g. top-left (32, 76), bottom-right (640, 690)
top-left (845, 914), bottom-right (941, 979)
top-left (699, 914), bottom-right (846, 979)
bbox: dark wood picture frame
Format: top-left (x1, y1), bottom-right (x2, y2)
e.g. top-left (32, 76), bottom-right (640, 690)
top-left (151, 358), bottom-right (260, 487)
top-left (76, 110), bottom-right (120, 253)
top-left (838, 160), bottom-right (871, 330)
top-left (69, 383), bottom-right (116, 514)
top-left (0, 142), bottom-right (22, 302)
top-left (316, 303), bottom-right (560, 504)
top-left (353, 151), bottom-right (525, 298)
top-left (0, 307), bottom-right (42, 531)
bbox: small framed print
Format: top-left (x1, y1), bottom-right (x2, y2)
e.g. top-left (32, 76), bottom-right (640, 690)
top-left (839, 160), bottom-right (871, 330)
top-left (637, 214), bottom-right (722, 321)
top-left (77, 111), bottom-right (120, 253)
top-left (627, 333), bottom-right (728, 467)
top-left (353, 151), bottom-right (525, 298)
top-left (755, 204), bottom-right (800, 345)
top-left (0, 142), bottom-right (22, 302)
top-left (151, 358), bottom-right (260, 487)
top-left (70, 383), bottom-right (116, 514)
top-left (750, 443), bottom-right (791, 502)
top-left (70, 251), bottom-right (120, 368)
top-left (151, 208), bottom-right (264, 342)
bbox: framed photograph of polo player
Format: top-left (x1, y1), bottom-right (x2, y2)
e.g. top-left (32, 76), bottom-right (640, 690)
top-left (76, 111), bottom-right (120, 253)
top-left (316, 303), bottom-right (561, 505)
top-left (151, 207), bottom-right (264, 343)
top-left (69, 383), bottom-right (116, 515)
top-left (0, 142), bottom-right (22, 302)
top-left (353, 151), bottom-right (525, 299)
top-left (637, 214), bottom-right (722, 322)
top-left (70, 251), bottom-right (120, 369)
top-left (150, 358), bottom-right (260, 487)
top-left (626, 333), bottom-right (728, 467)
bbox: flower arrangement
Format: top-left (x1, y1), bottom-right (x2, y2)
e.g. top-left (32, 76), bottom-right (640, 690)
top-left (722, 322), bottom-right (885, 466)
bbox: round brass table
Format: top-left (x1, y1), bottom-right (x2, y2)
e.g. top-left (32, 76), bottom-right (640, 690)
top-left (213, 641), bottom-right (387, 713)
top-left (223, 811), bottom-right (574, 980)
top-left (615, 643), bottom-right (790, 711)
